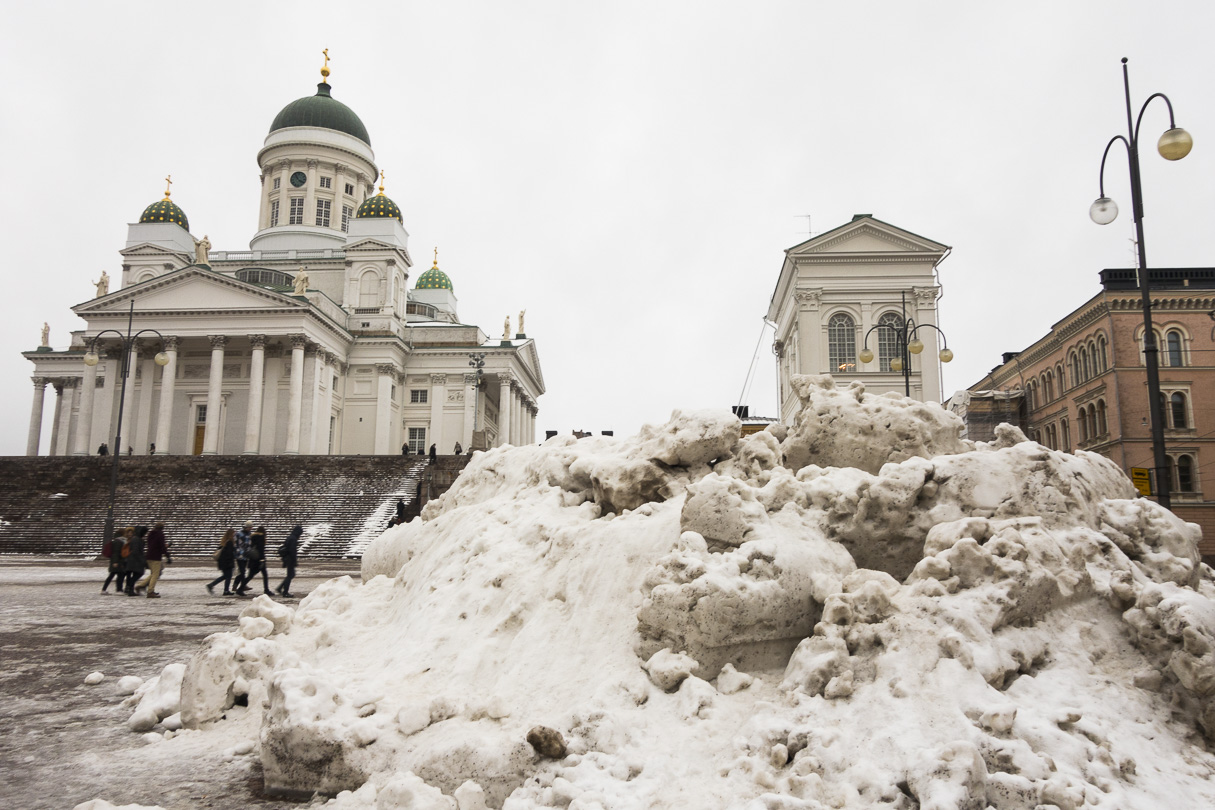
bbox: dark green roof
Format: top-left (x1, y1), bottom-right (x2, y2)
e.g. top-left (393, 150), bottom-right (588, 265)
top-left (269, 83), bottom-right (371, 146)
top-left (356, 193), bottom-right (402, 223)
top-left (415, 266), bottom-right (453, 292)
top-left (139, 198), bottom-right (189, 231)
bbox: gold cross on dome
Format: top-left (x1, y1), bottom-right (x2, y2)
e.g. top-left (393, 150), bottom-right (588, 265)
top-left (164, 174), bottom-right (172, 199)
top-left (321, 48), bottom-right (331, 82)
top-left (433, 246), bottom-right (439, 267)
top-left (378, 170), bottom-right (386, 195)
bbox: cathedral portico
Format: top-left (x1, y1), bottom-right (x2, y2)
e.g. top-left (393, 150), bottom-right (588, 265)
top-left (24, 54), bottom-right (544, 457)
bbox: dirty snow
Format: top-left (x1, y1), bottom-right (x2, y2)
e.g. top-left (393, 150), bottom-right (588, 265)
top-left (88, 375), bottom-right (1215, 808)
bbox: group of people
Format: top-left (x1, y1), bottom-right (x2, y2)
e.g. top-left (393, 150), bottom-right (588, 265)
top-left (206, 522), bottom-right (301, 598)
top-left (101, 523), bottom-right (171, 598)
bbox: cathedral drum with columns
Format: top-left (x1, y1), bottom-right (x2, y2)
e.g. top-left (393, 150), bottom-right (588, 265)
top-left (23, 59), bottom-right (543, 457)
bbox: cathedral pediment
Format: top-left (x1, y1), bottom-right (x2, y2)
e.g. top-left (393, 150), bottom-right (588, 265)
top-left (119, 242), bottom-right (190, 258)
top-left (73, 267), bottom-right (307, 315)
top-left (787, 216), bottom-right (948, 257)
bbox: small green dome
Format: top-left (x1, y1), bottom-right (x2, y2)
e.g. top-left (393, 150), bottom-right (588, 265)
top-left (270, 82), bottom-right (371, 145)
top-left (356, 192), bottom-right (402, 223)
top-left (139, 197), bottom-right (189, 230)
top-left (415, 265), bottom-right (453, 292)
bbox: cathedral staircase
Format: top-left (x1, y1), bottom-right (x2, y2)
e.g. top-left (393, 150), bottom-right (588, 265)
top-left (0, 455), bottom-right (451, 558)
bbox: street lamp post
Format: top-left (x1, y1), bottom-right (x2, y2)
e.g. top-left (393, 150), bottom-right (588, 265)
top-left (82, 301), bottom-right (170, 552)
top-left (858, 292), bottom-right (953, 397)
top-left (468, 352), bottom-right (486, 438)
top-left (1089, 57), bottom-right (1193, 511)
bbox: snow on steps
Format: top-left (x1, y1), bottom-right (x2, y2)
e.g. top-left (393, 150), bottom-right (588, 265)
top-left (0, 455), bottom-right (456, 558)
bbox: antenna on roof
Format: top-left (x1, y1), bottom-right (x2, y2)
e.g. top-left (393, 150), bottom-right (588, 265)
top-left (796, 214), bottom-right (818, 237)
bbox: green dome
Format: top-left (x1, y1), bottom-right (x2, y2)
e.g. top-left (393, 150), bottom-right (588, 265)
top-left (415, 265), bottom-right (453, 292)
top-left (269, 83), bottom-right (371, 146)
top-left (139, 197), bottom-right (189, 230)
top-left (356, 192), bottom-right (402, 223)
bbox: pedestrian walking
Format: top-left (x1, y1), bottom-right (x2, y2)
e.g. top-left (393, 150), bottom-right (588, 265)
top-left (101, 529), bottom-right (127, 594)
top-left (401, 442), bottom-right (409, 456)
top-left (239, 525), bottom-right (272, 596)
top-left (124, 526), bottom-right (147, 596)
top-left (428, 443), bottom-right (437, 464)
top-left (453, 441), bottom-right (462, 455)
top-left (97, 443), bottom-right (109, 456)
top-left (275, 524), bottom-right (302, 598)
top-left (396, 498), bottom-right (405, 522)
top-left (206, 529), bottom-right (236, 595)
top-left (234, 522), bottom-right (253, 592)
top-left (135, 522), bottom-right (171, 598)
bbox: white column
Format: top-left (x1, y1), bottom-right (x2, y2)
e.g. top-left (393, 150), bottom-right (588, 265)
top-left (202, 335), bottom-right (226, 455)
top-left (374, 363), bottom-right (394, 455)
top-left (462, 373), bottom-right (478, 449)
top-left (49, 381), bottom-right (64, 455)
top-left (316, 353), bottom-right (335, 454)
top-left (497, 373), bottom-right (513, 447)
top-left (101, 349), bottom-right (121, 449)
top-left (285, 335), bottom-right (306, 454)
top-left (154, 337), bottom-right (177, 455)
top-left (55, 379), bottom-right (77, 455)
top-left (528, 404), bottom-right (536, 445)
top-left (244, 335), bottom-right (266, 454)
top-left (261, 345), bottom-right (284, 453)
top-left (27, 377), bottom-right (47, 456)
top-left (304, 158), bottom-right (318, 227)
top-left (118, 345), bottom-right (137, 454)
top-left (306, 347), bottom-right (324, 454)
top-left (513, 385), bottom-right (524, 445)
top-left (135, 350), bottom-right (156, 453)
top-left (74, 361), bottom-right (97, 455)
top-left (429, 373), bottom-right (447, 454)
top-left (913, 286), bottom-right (942, 402)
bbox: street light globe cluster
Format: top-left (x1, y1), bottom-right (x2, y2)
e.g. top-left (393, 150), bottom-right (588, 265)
top-left (83, 350), bottom-right (169, 367)
top-left (1090, 125), bottom-right (1192, 225)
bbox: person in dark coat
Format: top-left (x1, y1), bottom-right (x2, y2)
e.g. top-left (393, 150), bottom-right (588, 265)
top-left (101, 529), bottom-right (128, 593)
top-left (275, 524), bottom-right (302, 598)
top-left (135, 522), bottom-right (171, 598)
top-left (428, 443), bottom-right (437, 464)
top-left (97, 443), bottom-right (109, 456)
top-left (207, 529), bottom-right (236, 595)
top-left (239, 526), bottom-right (272, 596)
top-left (401, 443), bottom-right (409, 455)
top-left (396, 498), bottom-right (406, 522)
top-left (124, 526), bottom-right (147, 596)
top-left (233, 522), bottom-right (252, 592)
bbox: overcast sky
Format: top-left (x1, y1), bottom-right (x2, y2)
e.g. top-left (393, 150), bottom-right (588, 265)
top-left (3, 1), bottom-right (1214, 455)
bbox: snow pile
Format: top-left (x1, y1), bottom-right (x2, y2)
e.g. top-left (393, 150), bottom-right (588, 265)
top-left (125, 374), bottom-right (1213, 807)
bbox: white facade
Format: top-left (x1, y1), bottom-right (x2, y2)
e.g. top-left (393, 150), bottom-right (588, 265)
top-left (766, 215), bottom-right (950, 422)
top-left (24, 75), bottom-right (543, 457)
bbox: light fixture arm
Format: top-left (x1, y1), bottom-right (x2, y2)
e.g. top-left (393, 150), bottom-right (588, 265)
top-left (1096, 135), bottom-right (1130, 199)
top-left (1133, 92), bottom-right (1177, 147)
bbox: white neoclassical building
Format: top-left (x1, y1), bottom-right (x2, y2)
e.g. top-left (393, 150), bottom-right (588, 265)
top-left (23, 63), bottom-right (543, 457)
top-left (766, 215), bottom-right (950, 422)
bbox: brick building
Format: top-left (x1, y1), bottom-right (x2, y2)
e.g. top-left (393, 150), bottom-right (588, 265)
top-left (967, 268), bottom-right (1215, 563)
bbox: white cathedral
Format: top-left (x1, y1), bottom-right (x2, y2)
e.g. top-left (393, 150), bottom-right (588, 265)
top-left (24, 62), bottom-right (544, 457)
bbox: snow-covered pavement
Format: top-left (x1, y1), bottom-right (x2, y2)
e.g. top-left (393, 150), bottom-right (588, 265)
top-left (0, 556), bottom-right (358, 810)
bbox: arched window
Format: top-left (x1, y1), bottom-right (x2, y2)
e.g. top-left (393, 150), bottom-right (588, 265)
top-left (1097, 400), bottom-right (1107, 436)
top-left (1088, 405), bottom-right (1098, 440)
top-left (1044, 371), bottom-right (1053, 402)
top-left (1056, 364), bottom-right (1066, 392)
top-left (1080, 347), bottom-right (1090, 382)
top-left (827, 314), bottom-right (856, 373)
top-left (1171, 392), bottom-right (1188, 429)
top-left (877, 312), bottom-right (904, 372)
top-left (1078, 410), bottom-right (1088, 443)
top-left (1061, 418), bottom-right (1071, 451)
top-left (1167, 330), bottom-right (1184, 367)
top-left (1097, 336), bottom-right (1108, 371)
top-left (1026, 381), bottom-right (1036, 411)
top-left (1176, 455), bottom-right (1195, 493)
top-left (359, 270), bottom-right (380, 308)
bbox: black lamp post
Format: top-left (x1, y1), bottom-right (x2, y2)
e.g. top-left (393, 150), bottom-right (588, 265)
top-left (1089, 57), bottom-right (1193, 511)
top-left (859, 292), bottom-right (953, 397)
top-left (82, 301), bottom-right (170, 552)
top-left (468, 352), bottom-right (486, 436)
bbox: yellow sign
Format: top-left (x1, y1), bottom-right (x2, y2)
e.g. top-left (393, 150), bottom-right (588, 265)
top-left (1131, 467), bottom-right (1152, 497)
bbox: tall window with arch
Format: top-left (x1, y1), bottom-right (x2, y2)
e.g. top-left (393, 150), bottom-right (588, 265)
top-left (1176, 455), bottom-right (1195, 493)
top-left (358, 270), bottom-right (379, 308)
top-left (827, 313), bottom-right (856, 374)
top-left (1097, 335), bottom-right (1108, 371)
top-left (1170, 392), bottom-right (1188, 429)
top-left (1166, 330), bottom-right (1184, 367)
top-left (876, 312), bottom-right (904, 372)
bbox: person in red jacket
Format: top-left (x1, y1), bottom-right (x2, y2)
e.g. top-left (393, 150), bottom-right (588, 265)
top-left (136, 522), bottom-right (172, 598)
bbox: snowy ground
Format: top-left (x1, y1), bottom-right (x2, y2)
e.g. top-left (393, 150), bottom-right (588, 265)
top-left (25, 375), bottom-right (1215, 810)
top-left (0, 556), bottom-right (359, 810)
